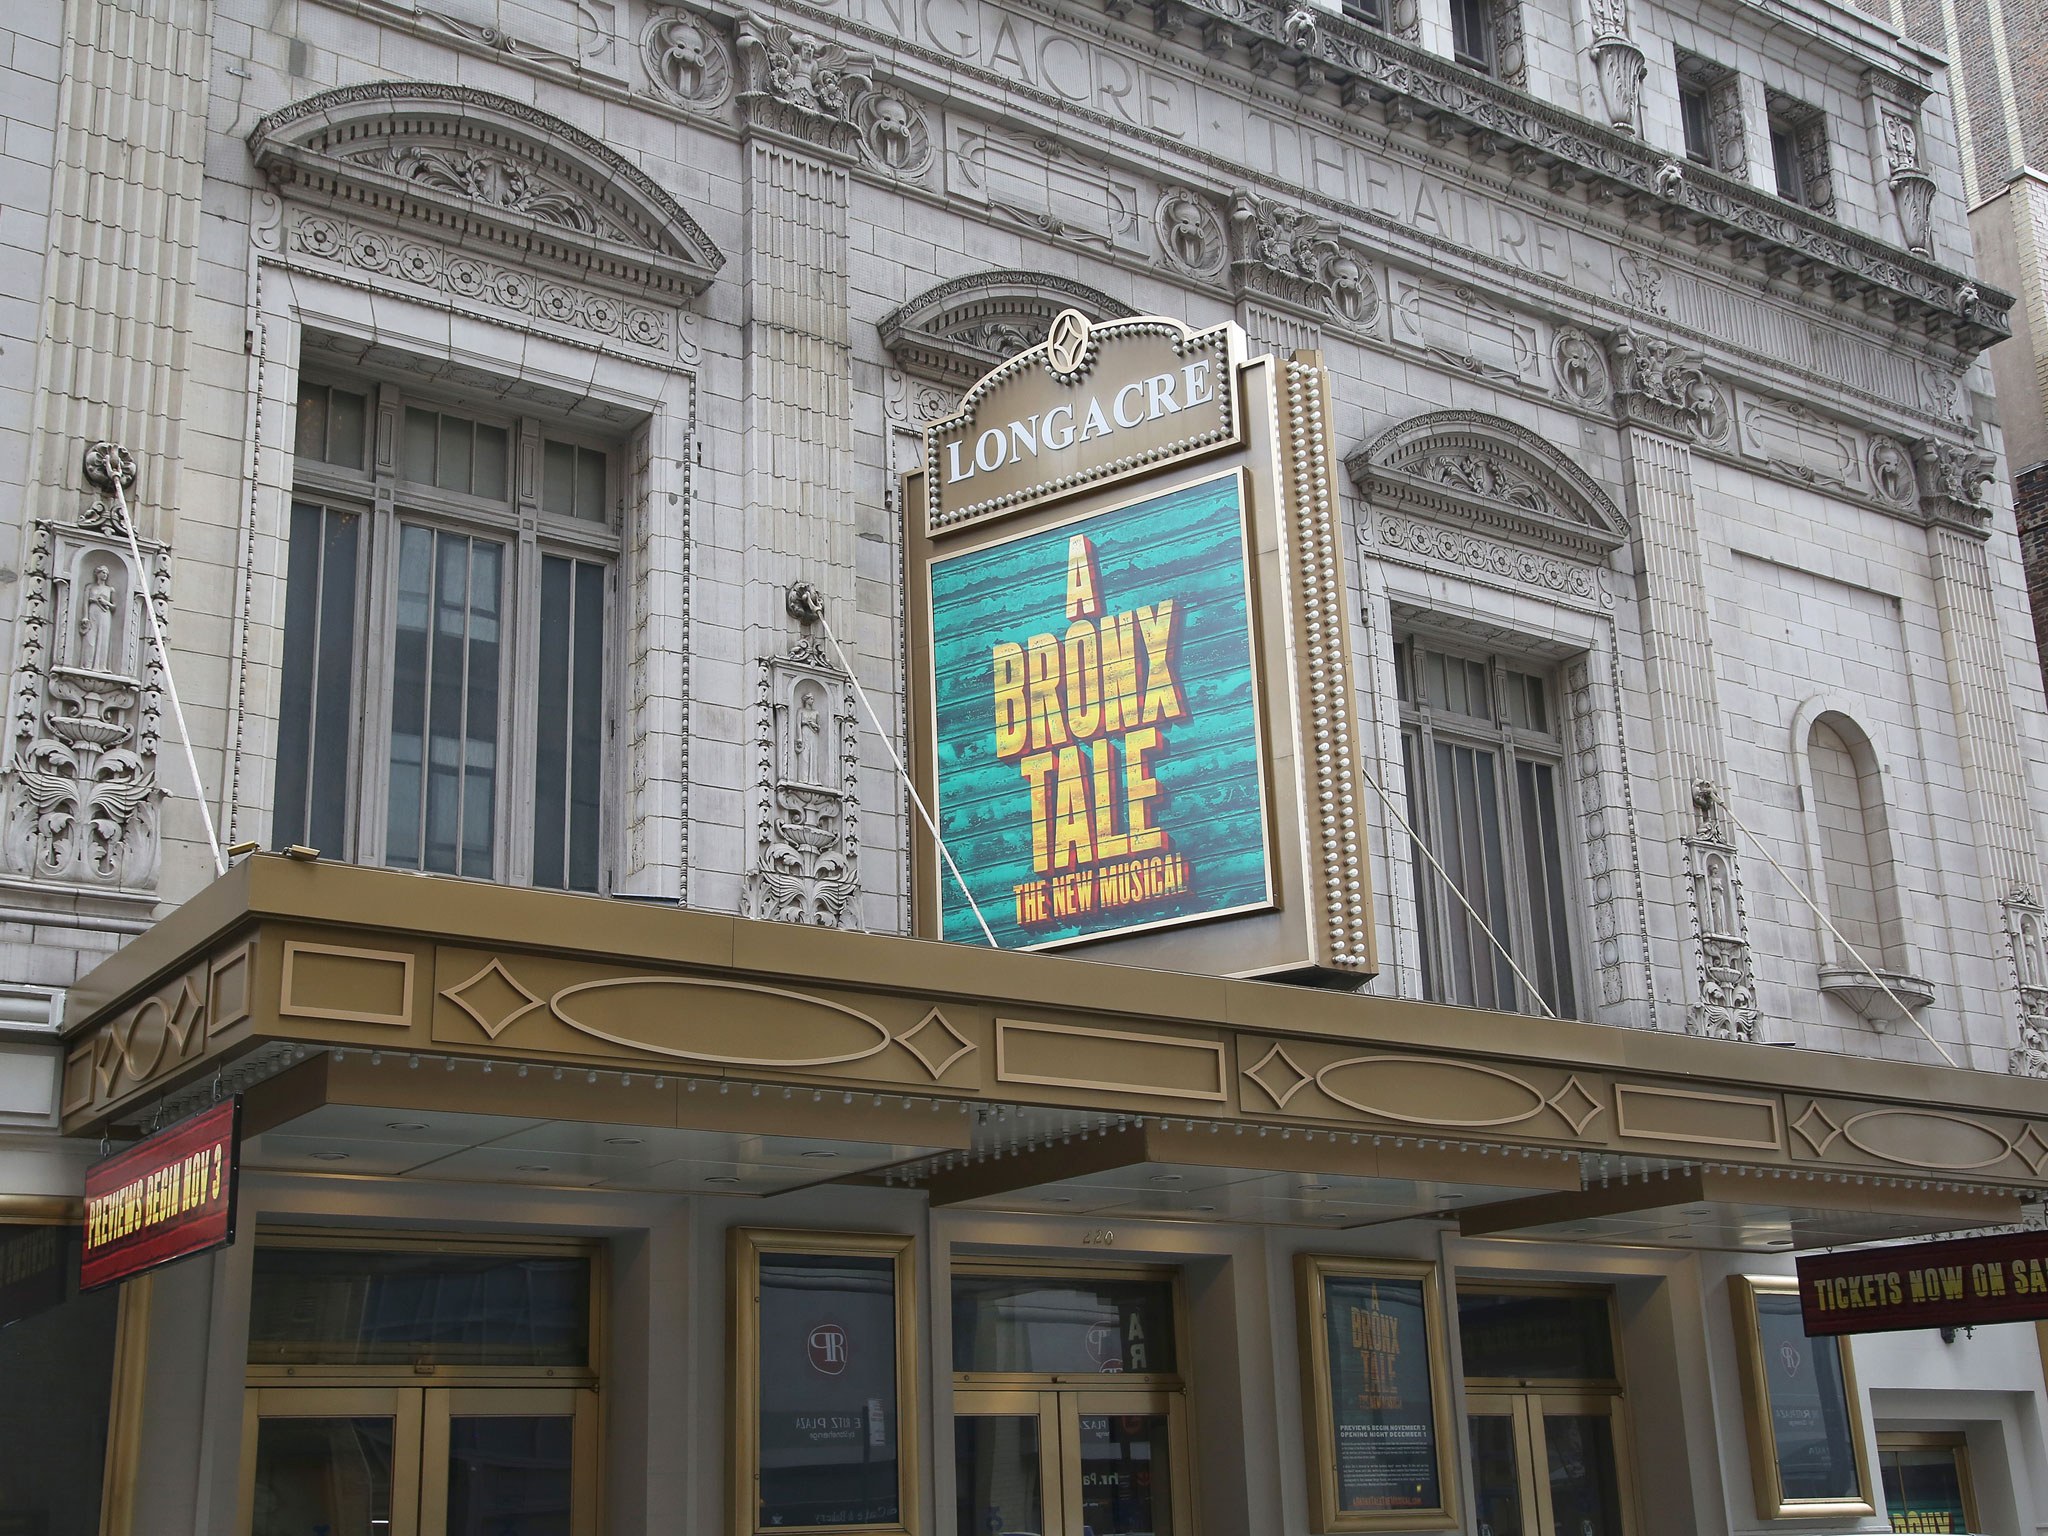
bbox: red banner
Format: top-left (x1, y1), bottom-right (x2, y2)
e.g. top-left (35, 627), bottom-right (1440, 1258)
top-left (81, 1098), bottom-right (240, 1292)
top-left (1797, 1228), bottom-right (2048, 1336)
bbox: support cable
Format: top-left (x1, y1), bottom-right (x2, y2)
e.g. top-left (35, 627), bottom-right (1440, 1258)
top-left (1705, 784), bottom-right (1958, 1069)
top-left (1358, 761), bottom-right (1559, 1020)
top-left (809, 604), bottom-right (999, 948)
top-left (111, 475), bottom-right (227, 878)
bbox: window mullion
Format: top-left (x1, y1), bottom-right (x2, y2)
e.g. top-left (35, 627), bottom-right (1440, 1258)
top-left (355, 385), bottom-right (404, 868)
top-left (506, 418), bottom-right (545, 886)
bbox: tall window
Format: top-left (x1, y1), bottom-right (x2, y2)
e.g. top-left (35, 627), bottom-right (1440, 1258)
top-left (1396, 636), bottom-right (1577, 1018)
top-left (1766, 91), bottom-right (1834, 214)
top-left (277, 377), bottom-right (617, 891)
top-left (1675, 52), bottom-right (1740, 172)
top-left (1449, 0), bottom-right (1494, 73)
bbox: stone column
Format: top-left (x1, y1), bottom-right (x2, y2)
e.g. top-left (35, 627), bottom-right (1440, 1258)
top-left (1913, 439), bottom-right (2048, 1073)
top-left (0, 0), bottom-right (212, 922)
top-left (734, 21), bottom-right (868, 926)
top-left (1608, 328), bottom-right (1760, 1040)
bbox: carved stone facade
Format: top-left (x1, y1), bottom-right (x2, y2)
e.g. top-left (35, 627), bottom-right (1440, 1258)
top-left (0, 451), bottom-right (169, 896)
top-left (746, 640), bottom-right (862, 926)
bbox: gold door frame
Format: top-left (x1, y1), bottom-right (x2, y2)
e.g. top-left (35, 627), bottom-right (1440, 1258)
top-left (1875, 1430), bottom-right (1980, 1533)
top-left (730, 1228), bottom-right (921, 1536)
top-left (1296, 1254), bottom-right (1459, 1534)
top-left (1729, 1274), bottom-right (1876, 1521)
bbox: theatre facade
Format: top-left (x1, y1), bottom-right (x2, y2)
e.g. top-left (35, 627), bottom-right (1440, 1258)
top-left (4, 0), bottom-right (2048, 1528)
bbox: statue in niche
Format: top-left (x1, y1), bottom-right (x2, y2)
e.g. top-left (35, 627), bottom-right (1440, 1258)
top-left (78, 564), bottom-right (117, 674)
top-left (2019, 911), bottom-right (2046, 991)
top-left (1702, 851), bottom-right (1735, 937)
top-left (793, 684), bottom-right (824, 785)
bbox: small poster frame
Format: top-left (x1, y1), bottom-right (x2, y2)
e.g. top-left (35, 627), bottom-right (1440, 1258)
top-left (1729, 1273), bottom-right (1876, 1520)
top-left (729, 1228), bottom-right (920, 1536)
top-left (1296, 1254), bottom-right (1458, 1533)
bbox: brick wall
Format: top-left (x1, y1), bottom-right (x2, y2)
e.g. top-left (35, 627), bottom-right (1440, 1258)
top-left (2020, 461), bottom-right (2048, 695)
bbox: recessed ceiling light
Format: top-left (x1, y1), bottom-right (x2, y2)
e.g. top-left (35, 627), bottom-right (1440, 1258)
top-left (1301, 1182), bottom-right (1331, 1193)
top-left (801, 1150), bottom-right (838, 1159)
top-left (516, 1164), bottom-right (551, 1172)
top-left (1766, 1238), bottom-right (1794, 1248)
top-left (311, 1151), bottom-right (350, 1161)
top-left (1440, 1193), bottom-right (1465, 1203)
top-left (1150, 1174), bottom-right (1183, 1185)
top-left (385, 1122), bottom-right (430, 1132)
top-left (1195, 1204), bottom-right (1216, 1213)
top-left (704, 1175), bottom-right (740, 1185)
top-left (1047, 1195), bottom-right (1073, 1204)
top-left (603, 1137), bottom-right (643, 1146)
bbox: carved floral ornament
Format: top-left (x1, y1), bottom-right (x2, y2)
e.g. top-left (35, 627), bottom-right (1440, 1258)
top-left (1606, 328), bottom-right (1730, 445)
top-left (1225, 190), bottom-right (1379, 328)
top-left (247, 83), bottom-right (725, 297)
top-left (0, 444), bottom-right (169, 894)
top-left (1350, 409), bottom-right (1630, 559)
top-left (731, 15), bottom-right (935, 175)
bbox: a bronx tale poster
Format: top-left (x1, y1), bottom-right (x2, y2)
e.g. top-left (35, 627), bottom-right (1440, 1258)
top-left (929, 469), bottom-right (1271, 948)
top-left (1323, 1274), bottom-right (1441, 1513)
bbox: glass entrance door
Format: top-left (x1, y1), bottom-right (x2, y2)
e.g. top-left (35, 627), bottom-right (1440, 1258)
top-left (241, 1386), bottom-right (596, 1536)
top-left (1463, 1392), bottom-right (1631, 1536)
top-left (953, 1388), bottom-right (1189, 1536)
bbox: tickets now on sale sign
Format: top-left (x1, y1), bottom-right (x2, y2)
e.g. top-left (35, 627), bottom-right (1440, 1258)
top-left (929, 470), bottom-right (1271, 948)
top-left (80, 1096), bottom-right (241, 1291)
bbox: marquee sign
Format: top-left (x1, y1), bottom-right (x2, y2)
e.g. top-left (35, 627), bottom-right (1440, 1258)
top-left (906, 311), bottom-right (1376, 979)
top-left (81, 1096), bottom-right (240, 1291)
top-left (1796, 1229), bottom-right (2048, 1336)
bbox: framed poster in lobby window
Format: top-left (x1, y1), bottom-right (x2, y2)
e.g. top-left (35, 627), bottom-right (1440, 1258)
top-left (1730, 1274), bottom-right (1876, 1520)
top-left (1296, 1255), bottom-right (1458, 1532)
top-left (730, 1229), bottom-right (920, 1536)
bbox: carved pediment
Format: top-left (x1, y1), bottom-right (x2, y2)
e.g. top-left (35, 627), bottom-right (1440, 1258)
top-left (1349, 410), bottom-right (1629, 557)
top-left (880, 271), bottom-right (1135, 389)
top-left (249, 83), bottom-right (724, 298)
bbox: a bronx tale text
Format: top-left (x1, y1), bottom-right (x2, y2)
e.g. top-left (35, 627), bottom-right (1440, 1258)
top-left (993, 533), bottom-right (1190, 926)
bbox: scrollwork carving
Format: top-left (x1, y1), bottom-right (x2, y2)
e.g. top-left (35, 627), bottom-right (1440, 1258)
top-left (1911, 436), bottom-right (1996, 532)
top-left (1552, 326), bottom-right (1610, 406)
top-left (747, 646), bottom-right (862, 926)
top-left (853, 89), bottom-right (934, 175)
top-left (1608, 328), bottom-right (1728, 445)
top-left (735, 16), bottom-right (873, 156)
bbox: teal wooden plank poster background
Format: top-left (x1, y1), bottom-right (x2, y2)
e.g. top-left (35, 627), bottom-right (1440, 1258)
top-left (929, 472), bottom-right (1271, 948)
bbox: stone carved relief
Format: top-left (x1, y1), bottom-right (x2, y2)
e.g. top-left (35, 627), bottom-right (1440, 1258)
top-left (1607, 328), bottom-right (1729, 446)
top-left (287, 211), bottom-right (675, 354)
top-left (878, 270), bottom-right (1134, 388)
top-left (1155, 188), bottom-right (1228, 281)
top-left (1685, 788), bottom-right (1759, 1041)
top-left (1911, 436), bottom-right (1996, 532)
top-left (345, 143), bottom-right (610, 236)
top-left (1373, 515), bottom-right (1615, 608)
top-left (0, 446), bottom-right (167, 892)
top-left (1390, 275), bottom-right (1542, 386)
top-left (854, 90), bottom-right (934, 175)
top-left (1869, 435), bottom-right (1915, 508)
top-left (2007, 893), bottom-right (2048, 1076)
top-left (1553, 326), bottom-right (1610, 406)
top-left (950, 123), bottom-right (1143, 251)
top-left (1881, 111), bottom-right (1920, 177)
top-left (1590, 31), bottom-right (1647, 133)
top-left (249, 84), bottom-right (725, 296)
top-left (1614, 252), bottom-right (1664, 313)
top-left (1738, 396), bottom-right (1860, 491)
top-left (1352, 410), bottom-right (1631, 559)
top-left (1228, 191), bottom-right (1337, 313)
top-left (747, 642), bottom-right (862, 926)
top-left (1889, 168), bottom-right (1936, 257)
top-left (640, 8), bottom-right (734, 109)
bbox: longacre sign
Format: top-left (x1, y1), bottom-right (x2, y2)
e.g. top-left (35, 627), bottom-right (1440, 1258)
top-left (924, 311), bottom-right (1239, 532)
top-left (81, 1097), bottom-right (240, 1291)
top-left (1797, 1229), bottom-right (2048, 1336)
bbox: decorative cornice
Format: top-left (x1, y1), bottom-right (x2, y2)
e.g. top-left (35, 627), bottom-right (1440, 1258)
top-left (1349, 408), bottom-right (1630, 558)
top-left (248, 82), bottom-right (725, 297)
top-left (879, 270), bottom-right (1136, 387)
top-left (1100, 0), bottom-right (2010, 356)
